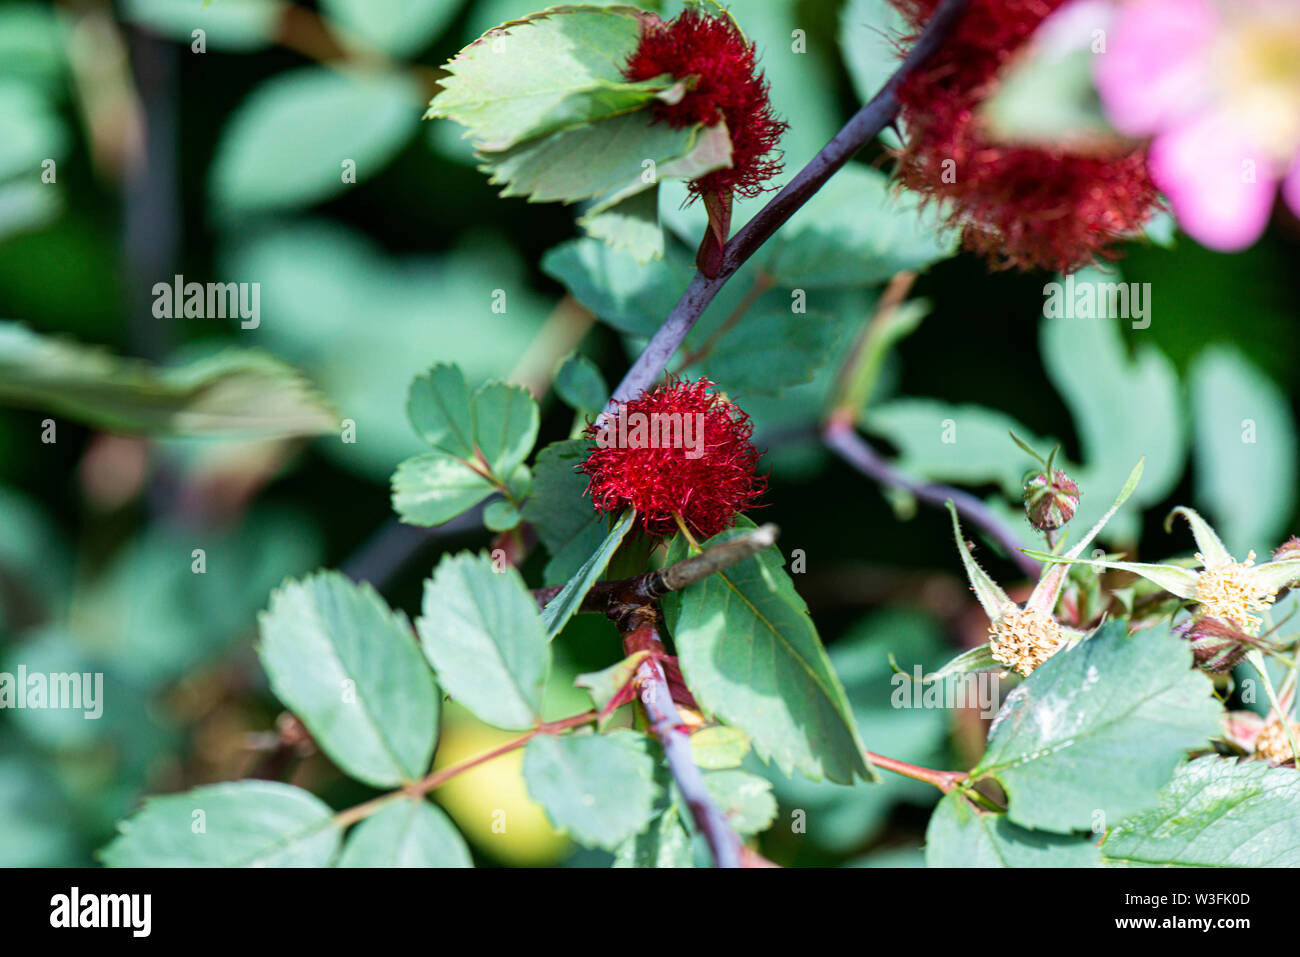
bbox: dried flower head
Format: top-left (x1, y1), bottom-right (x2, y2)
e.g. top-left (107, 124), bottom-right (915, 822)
top-left (623, 5), bottom-right (787, 201)
top-left (888, 0), bottom-right (1161, 272)
top-left (1254, 715), bottom-right (1300, 766)
top-left (580, 377), bottom-right (766, 541)
top-left (1193, 551), bottom-right (1277, 636)
top-left (989, 604), bottom-right (1066, 677)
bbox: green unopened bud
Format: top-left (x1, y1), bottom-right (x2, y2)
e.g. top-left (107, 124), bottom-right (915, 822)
top-left (1023, 469), bottom-right (1079, 531)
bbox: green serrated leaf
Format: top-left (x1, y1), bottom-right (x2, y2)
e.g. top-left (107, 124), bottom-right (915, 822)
top-left (417, 552), bottom-right (550, 731)
top-left (391, 451), bottom-right (497, 526)
top-left (406, 363), bottom-right (476, 457)
top-left (101, 781), bottom-right (340, 867)
top-left (542, 509), bottom-right (635, 640)
top-left (661, 517), bottom-right (874, 784)
top-left (428, 5), bottom-right (669, 151)
top-left (258, 572), bottom-right (439, 788)
top-left (925, 791), bottom-right (1101, 868)
top-left (1103, 756), bottom-right (1300, 866)
top-left (522, 730), bottom-right (658, 850)
top-left (974, 620), bottom-right (1221, 833)
top-left (337, 799), bottom-right (472, 868)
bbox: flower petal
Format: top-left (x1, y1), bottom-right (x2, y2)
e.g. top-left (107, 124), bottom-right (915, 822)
top-left (1149, 113), bottom-right (1278, 251)
top-left (1165, 506), bottom-right (1233, 567)
top-left (1094, 0), bottom-right (1217, 136)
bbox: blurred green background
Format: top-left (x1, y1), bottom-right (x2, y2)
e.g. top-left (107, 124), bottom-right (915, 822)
top-left (1, 0), bottom-right (1298, 868)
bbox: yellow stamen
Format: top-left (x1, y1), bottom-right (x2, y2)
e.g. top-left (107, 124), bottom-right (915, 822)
top-left (1193, 551), bottom-right (1276, 636)
top-left (988, 605), bottom-right (1065, 677)
top-left (1254, 715), bottom-right (1300, 766)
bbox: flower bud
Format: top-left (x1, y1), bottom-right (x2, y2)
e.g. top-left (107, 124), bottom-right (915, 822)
top-left (1174, 616), bottom-right (1253, 674)
top-left (1023, 469), bottom-right (1079, 531)
top-left (1273, 536), bottom-right (1300, 561)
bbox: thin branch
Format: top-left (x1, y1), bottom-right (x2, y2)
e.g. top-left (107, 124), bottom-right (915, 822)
top-left (531, 522), bottom-right (780, 616)
top-left (605, 0), bottom-right (971, 413)
top-left (622, 622), bottom-right (743, 868)
top-left (332, 711), bottom-right (599, 829)
top-left (864, 750), bottom-right (966, 793)
top-left (823, 421), bottom-right (1040, 578)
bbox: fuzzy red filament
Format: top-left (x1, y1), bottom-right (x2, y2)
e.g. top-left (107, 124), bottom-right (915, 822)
top-left (580, 378), bottom-right (766, 541)
top-left (623, 6), bottom-right (787, 202)
top-left (889, 0), bottom-right (1161, 272)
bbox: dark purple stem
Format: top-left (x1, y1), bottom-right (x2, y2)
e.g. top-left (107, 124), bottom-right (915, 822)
top-left (824, 421), bottom-right (1040, 578)
top-left (605, 0), bottom-right (971, 411)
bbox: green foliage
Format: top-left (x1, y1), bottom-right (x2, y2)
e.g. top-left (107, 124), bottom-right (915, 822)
top-left (392, 363), bottom-right (538, 526)
top-left (703, 769), bottom-right (777, 835)
top-left (322, 0), bottom-right (463, 58)
top-left (973, 621), bottom-right (1221, 833)
top-left (417, 552), bottom-right (550, 731)
top-left (1189, 345), bottom-right (1297, 556)
top-left (925, 792), bottom-right (1101, 868)
top-left (523, 730), bottom-right (658, 849)
top-left (541, 509), bottom-right (635, 639)
top-left (124, 0), bottom-right (287, 50)
top-left (211, 67), bottom-right (421, 216)
top-left (258, 572), bottom-right (440, 788)
top-left (102, 781), bottom-right (341, 867)
top-left (0, 323), bottom-right (338, 437)
top-left (522, 439), bottom-right (606, 582)
top-left (1102, 757), bottom-right (1300, 866)
top-left (662, 518), bottom-right (874, 785)
top-left (337, 799), bottom-right (473, 868)
top-left (762, 165), bottom-right (957, 288)
top-left (554, 352), bottom-right (608, 413)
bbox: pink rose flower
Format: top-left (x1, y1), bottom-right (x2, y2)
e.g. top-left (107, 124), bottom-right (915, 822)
top-left (1094, 0), bottom-right (1300, 251)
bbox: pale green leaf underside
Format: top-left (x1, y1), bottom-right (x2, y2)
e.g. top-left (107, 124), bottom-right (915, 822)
top-left (428, 4), bottom-right (664, 151)
top-left (417, 552), bottom-right (550, 731)
top-left (101, 781), bottom-right (340, 867)
top-left (337, 799), bottom-right (472, 868)
top-left (523, 731), bottom-right (658, 850)
top-left (258, 572), bottom-right (439, 788)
